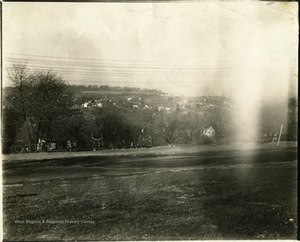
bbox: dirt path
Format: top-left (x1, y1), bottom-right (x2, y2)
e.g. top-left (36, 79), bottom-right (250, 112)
top-left (2, 142), bottom-right (296, 162)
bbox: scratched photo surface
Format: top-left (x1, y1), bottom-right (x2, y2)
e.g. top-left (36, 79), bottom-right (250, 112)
top-left (1, 1), bottom-right (298, 241)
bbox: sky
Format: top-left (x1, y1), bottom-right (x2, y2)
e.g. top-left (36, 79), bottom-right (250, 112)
top-left (3, 1), bottom-right (298, 98)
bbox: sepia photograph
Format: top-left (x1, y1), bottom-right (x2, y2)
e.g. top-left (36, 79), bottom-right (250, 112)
top-left (1, 1), bottom-right (298, 241)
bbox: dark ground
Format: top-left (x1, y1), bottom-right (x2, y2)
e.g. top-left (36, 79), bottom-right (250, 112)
top-left (2, 143), bottom-right (297, 240)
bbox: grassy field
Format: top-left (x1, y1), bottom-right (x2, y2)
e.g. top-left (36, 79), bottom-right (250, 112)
top-left (2, 143), bottom-right (297, 240)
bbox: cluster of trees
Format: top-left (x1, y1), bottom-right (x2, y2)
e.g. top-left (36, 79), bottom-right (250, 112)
top-left (55, 102), bottom-right (231, 151)
top-left (2, 64), bottom-right (297, 154)
top-left (2, 64), bottom-right (73, 153)
top-left (68, 84), bottom-right (163, 94)
top-left (258, 97), bottom-right (298, 142)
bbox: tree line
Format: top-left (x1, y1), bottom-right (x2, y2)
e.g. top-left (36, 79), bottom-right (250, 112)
top-left (2, 64), bottom-right (297, 153)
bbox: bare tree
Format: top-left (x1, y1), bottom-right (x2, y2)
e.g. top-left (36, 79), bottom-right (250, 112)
top-left (5, 64), bottom-right (36, 150)
top-left (5, 64), bottom-right (72, 151)
top-left (156, 110), bottom-right (180, 147)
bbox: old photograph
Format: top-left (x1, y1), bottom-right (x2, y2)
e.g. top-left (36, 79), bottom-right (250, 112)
top-left (1, 1), bottom-right (298, 240)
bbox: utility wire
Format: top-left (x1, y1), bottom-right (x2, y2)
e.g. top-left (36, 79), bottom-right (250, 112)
top-left (6, 52), bottom-right (238, 65)
top-left (5, 57), bottom-right (236, 70)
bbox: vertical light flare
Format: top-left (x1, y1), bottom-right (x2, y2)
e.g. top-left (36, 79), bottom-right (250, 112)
top-left (222, 2), bottom-right (298, 144)
top-left (232, 59), bottom-right (264, 144)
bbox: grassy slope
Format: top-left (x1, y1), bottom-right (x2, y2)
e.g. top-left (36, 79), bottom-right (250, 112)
top-left (2, 143), bottom-right (297, 240)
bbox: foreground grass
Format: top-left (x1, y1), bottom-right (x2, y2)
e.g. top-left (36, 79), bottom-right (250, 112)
top-left (3, 156), bottom-right (297, 240)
